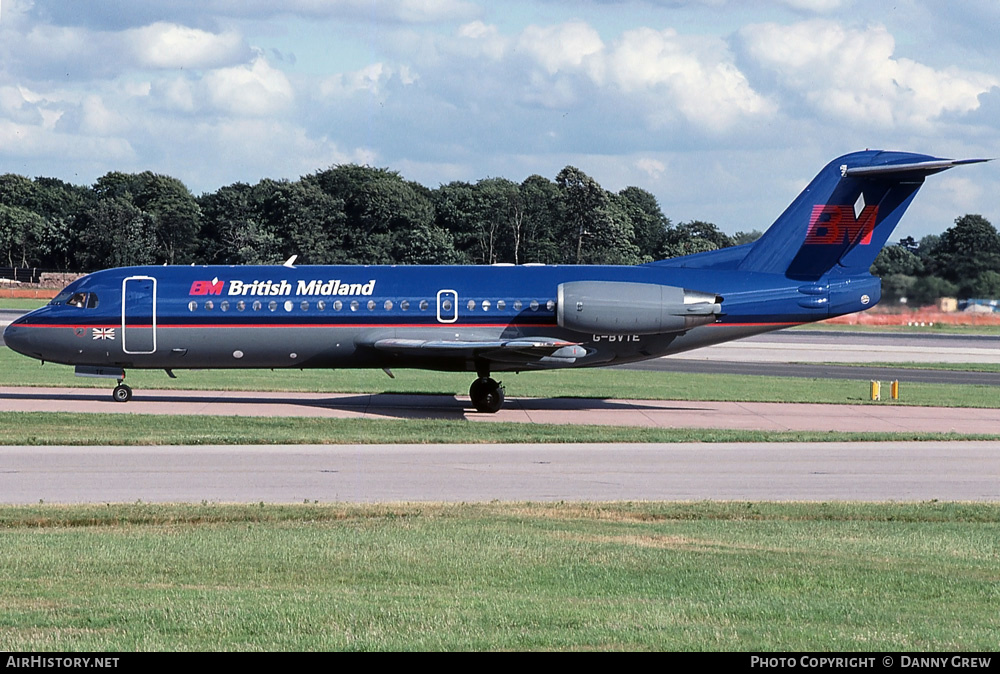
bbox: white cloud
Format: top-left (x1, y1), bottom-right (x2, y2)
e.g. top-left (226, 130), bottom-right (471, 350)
top-left (597, 27), bottom-right (775, 130)
top-left (516, 21), bottom-right (604, 75)
top-left (319, 63), bottom-right (417, 99)
top-left (777, 0), bottom-right (850, 11)
top-left (202, 55), bottom-right (294, 116)
top-left (0, 118), bottom-right (135, 162)
top-left (79, 94), bottom-right (126, 136)
top-left (741, 20), bottom-right (998, 128)
top-left (456, 21), bottom-right (507, 60)
top-left (126, 22), bottom-right (248, 69)
top-left (636, 157), bottom-right (667, 180)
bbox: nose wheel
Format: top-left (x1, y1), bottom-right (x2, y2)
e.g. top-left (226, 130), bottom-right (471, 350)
top-left (469, 376), bottom-right (504, 413)
top-left (112, 383), bottom-right (133, 403)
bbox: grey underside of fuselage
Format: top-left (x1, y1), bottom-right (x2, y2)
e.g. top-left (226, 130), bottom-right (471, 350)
top-left (38, 322), bottom-right (792, 373)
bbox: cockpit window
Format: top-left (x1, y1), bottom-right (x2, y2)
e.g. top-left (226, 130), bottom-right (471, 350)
top-left (52, 291), bottom-right (99, 309)
top-left (49, 290), bottom-right (74, 305)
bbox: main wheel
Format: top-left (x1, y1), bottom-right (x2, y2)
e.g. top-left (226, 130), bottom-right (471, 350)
top-left (112, 384), bottom-right (132, 403)
top-left (469, 377), bottom-right (504, 413)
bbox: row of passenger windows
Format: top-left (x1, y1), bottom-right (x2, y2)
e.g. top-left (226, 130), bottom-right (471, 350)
top-left (187, 298), bottom-right (557, 313)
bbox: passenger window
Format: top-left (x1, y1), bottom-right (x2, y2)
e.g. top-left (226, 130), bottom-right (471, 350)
top-left (334, 300), bottom-right (343, 311)
top-left (401, 300), bottom-right (410, 311)
top-left (497, 300), bottom-right (506, 311)
top-left (419, 300), bottom-right (429, 311)
top-left (221, 300), bottom-right (229, 312)
top-left (367, 300), bottom-right (376, 311)
top-left (514, 300), bottom-right (523, 311)
top-left (237, 301), bottom-right (246, 312)
top-left (268, 300), bottom-right (277, 312)
top-left (205, 300), bottom-right (214, 310)
top-left (384, 300), bottom-right (393, 310)
top-left (482, 300), bottom-right (491, 311)
top-left (530, 300), bottom-right (539, 311)
top-left (253, 300), bottom-right (262, 311)
top-left (317, 300), bottom-right (326, 311)
top-left (546, 300), bottom-right (555, 311)
top-left (467, 299), bottom-right (476, 311)
top-left (300, 301), bottom-right (309, 311)
top-left (188, 301), bottom-right (197, 312)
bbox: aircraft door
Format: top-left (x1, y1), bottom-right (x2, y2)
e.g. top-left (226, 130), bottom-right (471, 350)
top-left (122, 276), bottom-right (157, 354)
top-left (436, 289), bottom-right (458, 323)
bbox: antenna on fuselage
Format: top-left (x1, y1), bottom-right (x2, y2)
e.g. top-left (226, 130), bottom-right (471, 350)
top-left (283, 255), bottom-right (298, 268)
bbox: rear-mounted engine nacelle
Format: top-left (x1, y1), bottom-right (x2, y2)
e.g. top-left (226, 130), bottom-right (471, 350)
top-left (557, 281), bottom-right (721, 335)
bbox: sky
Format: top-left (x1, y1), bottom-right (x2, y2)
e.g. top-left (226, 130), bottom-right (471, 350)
top-left (1, 0), bottom-right (999, 242)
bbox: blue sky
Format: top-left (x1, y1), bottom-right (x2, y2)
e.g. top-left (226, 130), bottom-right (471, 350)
top-left (2, 0), bottom-right (998, 241)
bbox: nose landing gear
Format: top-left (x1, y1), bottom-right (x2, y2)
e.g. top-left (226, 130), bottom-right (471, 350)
top-left (113, 380), bottom-right (132, 403)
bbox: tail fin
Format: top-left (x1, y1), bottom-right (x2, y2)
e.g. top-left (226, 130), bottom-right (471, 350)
top-left (736, 151), bottom-right (988, 280)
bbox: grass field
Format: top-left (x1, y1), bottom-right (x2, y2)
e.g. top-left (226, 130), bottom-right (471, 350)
top-left (1, 502), bottom-right (997, 651)
top-left (3, 338), bottom-right (999, 445)
top-left (2, 411), bottom-right (997, 445)
top-left (3, 314), bottom-right (999, 652)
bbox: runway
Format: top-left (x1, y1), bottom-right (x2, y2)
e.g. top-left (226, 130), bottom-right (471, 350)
top-left (3, 323), bottom-right (999, 504)
top-left (2, 442), bottom-right (998, 503)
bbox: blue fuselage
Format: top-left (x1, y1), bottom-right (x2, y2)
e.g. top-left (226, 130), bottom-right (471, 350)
top-left (4, 263), bottom-right (880, 373)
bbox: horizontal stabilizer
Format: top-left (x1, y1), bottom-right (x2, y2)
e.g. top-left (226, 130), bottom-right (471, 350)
top-left (843, 157), bottom-right (991, 178)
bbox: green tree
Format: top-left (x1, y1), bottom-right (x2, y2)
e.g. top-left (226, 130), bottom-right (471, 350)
top-left (930, 214), bottom-right (1000, 296)
top-left (908, 275), bottom-right (959, 306)
top-left (76, 198), bottom-right (157, 269)
top-left (732, 230), bottom-right (763, 246)
top-left (199, 181), bottom-right (285, 265)
top-left (660, 221), bottom-right (733, 259)
top-left (871, 245), bottom-right (924, 277)
top-left (0, 174), bottom-right (92, 269)
top-left (436, 177), bottom-right (524, 265)
top-left (92, 172), bottom-right (201, 264)
top-left (0, 205), bottom-right (48, 268)
top-left (518, 175), bottom-right (562, 264)
top-left (968, 270), bottom-right (1000, 298)
top-left (880, 273), bottom-right (918, 304)
top-left (307, 165), bottom-right (439, 264)
top-left (556, 166), bottom-right (640, 265)
top-left (616, 186), bottom-right (669, 262)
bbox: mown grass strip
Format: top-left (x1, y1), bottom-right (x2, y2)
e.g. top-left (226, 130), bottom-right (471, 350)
top-left (1, 502), bottom-right (998, 651)
top-left (815, 361), bottom-right (1000, 373)
top-left (0, 411), bottom-right (997, 445)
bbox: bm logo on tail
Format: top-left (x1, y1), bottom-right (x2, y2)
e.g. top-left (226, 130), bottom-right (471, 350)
top-left (805, 204), bottom-right (878, 246)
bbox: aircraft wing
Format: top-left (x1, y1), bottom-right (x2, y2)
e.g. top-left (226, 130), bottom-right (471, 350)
top-left (367, 337), bottom-right (586, 361)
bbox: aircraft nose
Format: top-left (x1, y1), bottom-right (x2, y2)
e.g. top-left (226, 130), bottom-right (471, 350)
top-left (3, 317), bottom-right (36, 357)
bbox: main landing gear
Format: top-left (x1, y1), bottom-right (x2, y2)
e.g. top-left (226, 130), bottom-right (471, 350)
top-left (469, 375), bottom-right (504, 413)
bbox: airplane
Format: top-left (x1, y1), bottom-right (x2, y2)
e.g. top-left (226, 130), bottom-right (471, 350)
top-left (3, 150), bottom-right (989, 412)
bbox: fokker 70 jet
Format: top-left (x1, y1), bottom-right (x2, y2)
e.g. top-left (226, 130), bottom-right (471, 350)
top-left (3, 150), bottom-right (987, 412)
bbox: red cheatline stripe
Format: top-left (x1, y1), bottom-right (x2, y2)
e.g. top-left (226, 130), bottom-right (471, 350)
top-left (13, 322), bottom-right (558, 330)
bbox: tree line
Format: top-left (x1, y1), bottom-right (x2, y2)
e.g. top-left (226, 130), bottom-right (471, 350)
top-left (872, 214), bottom-right (1000, 303)
top-left (0, 165), bottom-right (753, 272)
top-left (0, 164), bottom-right (997, 302)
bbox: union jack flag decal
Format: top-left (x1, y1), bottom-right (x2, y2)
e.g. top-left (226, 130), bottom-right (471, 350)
top-left (92, 328), bottom-right (116, 340)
